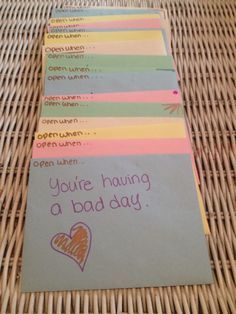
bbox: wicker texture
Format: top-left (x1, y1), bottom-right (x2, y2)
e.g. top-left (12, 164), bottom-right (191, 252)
top-left (0, 0), bottom-right (235, 313)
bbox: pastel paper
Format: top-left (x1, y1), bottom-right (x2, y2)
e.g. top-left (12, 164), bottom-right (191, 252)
top-left (41, 101), bottom-right (183, 117)
top-left (43, 90), bottom-right (181, 103)
top-left (32, 132), bottom-right (198, 184)
top-left (49, 21), bottom-right (171, 46)
top-left (48, 18), bottom-right (171, 50)
top-left (35, 122), bottom-right (186, 140)
top-left (34, 123), bottom-right (208, 234)
top-left (49, 18), bottom-right (165, 29)
top-left (52, 8), bottom-right (164, 18)
top-left (32, 138), bottom-right (192, 159)
top-left (21, 154), bottom-right (212, 292)
top-left (196, 184), bottom-right (210, 234)
top-left (21, 6), bottom-right (212, 294)
top-left (32, 136), bottom-right (198, 187)
top-left (49, 14), bottom-right (162, 27)
top-left (43, 40), bottom-right (168, 55)
top-left (46, 54), bottom-right (174, 71)
top-left (44, 71), bottom-right (179, 96)
top-left (34, 124), bottom-right (208, 233)
top-left (42, 42), bottom-right (170, 81)
top-left (44, 30), bottom-right (165, 45)
top-left (37, 117), bottom-right (183, 132)
top-left (33, 126), bottom-right (210, 234)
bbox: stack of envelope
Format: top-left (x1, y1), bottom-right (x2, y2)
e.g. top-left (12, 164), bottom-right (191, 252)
top-left (21, 7), bottom-right (212, 293)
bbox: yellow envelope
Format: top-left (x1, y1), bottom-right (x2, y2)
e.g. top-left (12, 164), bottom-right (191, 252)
top-left (35, 122), bottom-right (186, 140)
top-left (45, 30), bottom-right (164, 45)
top-left (37, 117), bottom-right (183, 132)
top-left (42, 39), bottom-right (168, 57)
top-left (196, 183), bottom-right (210, 234)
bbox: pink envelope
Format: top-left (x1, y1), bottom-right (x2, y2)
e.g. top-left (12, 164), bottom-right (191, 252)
top-left (44, 90), bottom-right (181, 103)
top-left (33, 138), bottom-right (191, 158)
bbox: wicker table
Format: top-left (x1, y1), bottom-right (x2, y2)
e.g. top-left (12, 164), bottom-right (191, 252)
top-left (0, 0), bottom-right (235, 313)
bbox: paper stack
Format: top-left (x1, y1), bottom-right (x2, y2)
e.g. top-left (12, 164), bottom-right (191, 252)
top-left (21, 7), bottom-right (212, 292)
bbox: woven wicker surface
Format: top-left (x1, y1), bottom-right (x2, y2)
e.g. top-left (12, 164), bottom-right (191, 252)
top-left (0, 0), bottom-right (235, 313)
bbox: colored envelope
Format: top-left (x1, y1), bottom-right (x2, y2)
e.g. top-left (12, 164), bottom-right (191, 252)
top-left (41, 101), bottom-right (183, 117)
top-left (43, 40), bottom-right (169, 56)
top-left (37, 117), bottom-right (184, 132)
top-left (49, 14), bottom-right (162, 27)
top-left (32, 138), bottom-right (192, 159)
top-left (45, 54), bottom-right (174, 71)
top-left (43, 54), bottom-right (176, 93)
top-left (49, 18), bottom-right (168, 30)
top-left (21, 6), bottom-right (212, 295)
top-left (44, 30), bottom-right (166, 45)
top-left (42, 42), bottom-right (170, 82)
top-left (44, 71), bottom-right (179, 96)
top-left (51, 8), bottom-right (165, 18)
top-left (47, 18), bottom-right (171, 51)
top-left (32, 137), bottom-right (199, 204)
top-left (33, 128), bottom-right (210, 235)
top-left (43, 91), bottom-right (181, 103)
top-left (21, 154), bottom-right (212, 292)
top-left (35, 122), bottom-right (186, 140)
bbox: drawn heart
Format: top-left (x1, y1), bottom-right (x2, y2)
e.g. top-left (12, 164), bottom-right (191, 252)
top-left (51, 222), bottom-right (92, 271)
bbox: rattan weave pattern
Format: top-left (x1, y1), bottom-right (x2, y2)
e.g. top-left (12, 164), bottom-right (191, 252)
top-left (0, 0), bottom-right (235, 313)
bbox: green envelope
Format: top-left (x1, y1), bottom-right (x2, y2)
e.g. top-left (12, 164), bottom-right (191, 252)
top-left (46, 54), bottom-right (175, 74)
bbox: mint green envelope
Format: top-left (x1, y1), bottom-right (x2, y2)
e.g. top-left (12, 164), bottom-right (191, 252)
top-left (46, 54), bottom-right (174, 74)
